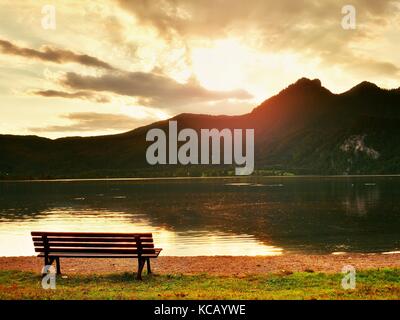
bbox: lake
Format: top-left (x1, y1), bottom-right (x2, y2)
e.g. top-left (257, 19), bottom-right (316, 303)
top-left (0, 176), bottom-right (399, 256)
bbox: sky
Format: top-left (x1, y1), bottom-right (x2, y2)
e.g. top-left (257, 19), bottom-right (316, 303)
top-left (0, 0), bottom-right (399, 138)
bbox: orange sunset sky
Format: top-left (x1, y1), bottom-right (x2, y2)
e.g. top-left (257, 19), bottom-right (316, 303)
top-left (0, 0), bottom-right (399, 138)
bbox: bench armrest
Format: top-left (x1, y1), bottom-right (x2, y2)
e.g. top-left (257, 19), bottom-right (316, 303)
top-left (154, 248), bottom-right (162, 257)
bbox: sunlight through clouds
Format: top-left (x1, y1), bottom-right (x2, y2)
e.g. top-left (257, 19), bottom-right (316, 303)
top-left (0, 0), bottom-right (399, 137)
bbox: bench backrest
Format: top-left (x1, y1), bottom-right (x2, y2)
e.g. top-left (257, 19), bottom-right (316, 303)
top-left (31, 231), bottom-right (156, 255)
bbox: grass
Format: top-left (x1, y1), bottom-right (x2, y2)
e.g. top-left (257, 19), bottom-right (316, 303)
top-left (0, 269), bottom-right (399, 300)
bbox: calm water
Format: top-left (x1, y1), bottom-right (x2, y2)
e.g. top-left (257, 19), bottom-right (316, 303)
top-left (0, 177), bottom-right (399, 256)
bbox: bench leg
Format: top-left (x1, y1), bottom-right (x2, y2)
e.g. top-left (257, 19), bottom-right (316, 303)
top-left (42, 257), bottom-right (48, 277)
top-left (42, 256), bottom-right (54, 277)
top-left (146, 258), bottom-right (151, 274)
top-left (56, 257), bottom-right (61, 275)
top-left (137, 258), bottom-right (145, 280)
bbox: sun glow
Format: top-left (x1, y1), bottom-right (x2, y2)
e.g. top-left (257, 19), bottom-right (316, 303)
top-left (192, 39), bottom-right (254, 92)
top-left (191, 38), bottom-right (321, 104)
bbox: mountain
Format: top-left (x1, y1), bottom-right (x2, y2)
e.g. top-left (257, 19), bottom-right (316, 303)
top-left (1, 77), bottom-right (400, 179)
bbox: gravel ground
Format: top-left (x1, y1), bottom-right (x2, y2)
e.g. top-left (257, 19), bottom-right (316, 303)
top-left (1, 253), bottom-right (399, 276)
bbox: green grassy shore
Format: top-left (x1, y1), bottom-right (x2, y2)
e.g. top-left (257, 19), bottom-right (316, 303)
top-left (0, 268), bottom-right (399, 300)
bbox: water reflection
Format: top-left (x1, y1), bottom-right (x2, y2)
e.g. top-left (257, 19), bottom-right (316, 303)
top-left (0, 208), bottom-right (282, 256)
top-left (0, 177), bottom-right (399, 256)
top-left (342, 184), bottom-right (380, 216)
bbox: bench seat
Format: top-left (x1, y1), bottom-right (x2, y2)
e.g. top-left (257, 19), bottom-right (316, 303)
top-left (37, 248), bottom-right (162, 259)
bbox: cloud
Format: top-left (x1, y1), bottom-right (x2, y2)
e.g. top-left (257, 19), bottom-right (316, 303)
top-left (115, 0), bottom-right (400, 75)
top-left (0, 39), bottom-right (115, 70)
top-left (30, 112), bottom-right (141, 133)
top-left (342, 57), bottom-right (400, 77)
top-left (116, 0), bottom-right (397, 39)
top-left (60, 71), bottom-right (253, 108)
top-left (31, 89), bottom-right (110, 103)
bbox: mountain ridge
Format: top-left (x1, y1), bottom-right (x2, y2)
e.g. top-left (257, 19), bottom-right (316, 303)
top-left (1, 78), bottom-right (400, 179)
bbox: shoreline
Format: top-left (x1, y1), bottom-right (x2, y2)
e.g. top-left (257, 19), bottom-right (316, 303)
top-left (2, 253), bottom-right (399, 276)
top-left (1, 174), bottom-right (400, 183)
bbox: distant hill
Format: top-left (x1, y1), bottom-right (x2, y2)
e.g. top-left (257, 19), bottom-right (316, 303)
top-left (1, 77), bottom-right (400, 179)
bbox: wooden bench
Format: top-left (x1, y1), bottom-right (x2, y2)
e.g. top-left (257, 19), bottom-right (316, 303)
top-left (31, 231), bottom-right (162, 280)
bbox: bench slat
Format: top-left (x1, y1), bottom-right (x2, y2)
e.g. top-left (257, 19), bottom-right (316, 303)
top-left (33, 242), bottom-right (155, 248)
top-left (32, 236), bottom-right (154, 243)
top-left (38, 250), bottom-right (162, 259)
top-left (34, 248), bottom-right (157, 254)
top-left (31, 231), bottom-right (152, 237)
